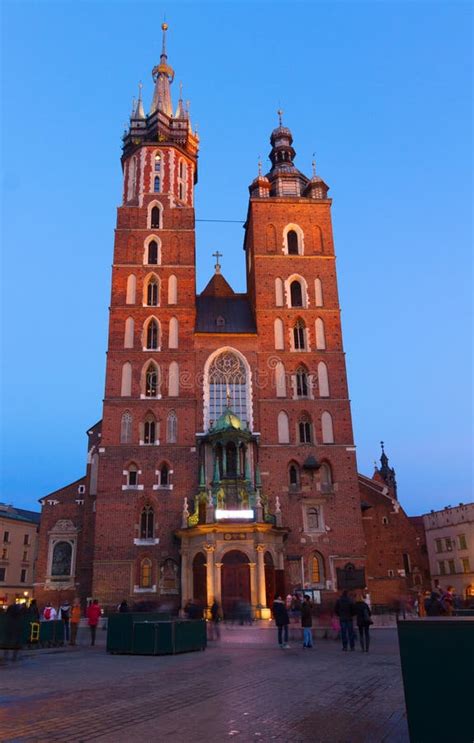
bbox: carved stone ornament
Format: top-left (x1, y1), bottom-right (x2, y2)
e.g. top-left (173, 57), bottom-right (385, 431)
top-left (50, 519), bottom-right (78, 534)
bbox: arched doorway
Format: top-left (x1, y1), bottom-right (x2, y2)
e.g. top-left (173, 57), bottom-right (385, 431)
top-left (192, 552), bottom-right (207, 606)
top-left (221, 550), bottom-right (250, 619)
top-left (264, 551), bottom-right (276, 608)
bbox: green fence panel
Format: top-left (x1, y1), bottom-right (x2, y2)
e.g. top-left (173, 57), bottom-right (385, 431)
top-left (107, 612), bottom-right (171, 653)
top-left (398, 618), bottom-right (474, 743)
top-left (173, 620), bottom-right (206, 653)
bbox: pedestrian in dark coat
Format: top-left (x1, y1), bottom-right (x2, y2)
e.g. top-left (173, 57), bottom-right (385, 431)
top-left (354, 593), bottom-right (372, 652)
top-left (424, 592), bottom-right (443, 616)
top-left (301, 595), bottom-right (313, 648)
top-left (272, 595), bottom-right (290, 648)
top-left (335, 590), bottom-right (356, 651)
top-left (3, 602), bottom-right (25, 661)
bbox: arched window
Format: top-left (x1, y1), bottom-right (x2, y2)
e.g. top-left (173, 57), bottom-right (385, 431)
top-left (145, 319), bottom-right (159, 350)
top-left (124, 317), bottom-right (134, 348)
top-left (168, 361), bottom-right (179, 397)
top-left (168, 275), bottom-right (177, 305)
top-left (140, 506), bottom-right (154, 540)
top-left (275, 361), bottom-right (286, 398)
top-left (139, 558), bottom-right (152, 588)
top-left (154, 152), bottom-right (161, 173)
top-left (127, 463), bottom-right (138, 486)
top-left (311, 552), bottom-right (324, 585)
top-left (289, 463), bottom-right (299, 489)
top-left (151, 205), bottom-right (161, 229)
top-left (160, 464), bottom-right (169, 486)
top-left (321, 411), bottom-right (334, 443)
top-left (277, 411), bottom-right (290, 443)
top-left (167, 411), bottom-right (177, 443)
top-left (315, 318), bottom-right (326, 350)
top-left (293, 318), bottom-right (306, 350)
top-left (299, 414), bottom-right (312, 444)
top-left (145, 363), bottom-right (159, 397)
top-left (169, 317), bottom-right (178, 349)
top-left (121, 362), bottom-right (132, 396)
top-left (315, 278), bottom-right (323, 307)
top-left (207, 350), bottom-right (250, 428)
top-left (146, 277), bottom-right (159, 307)
top-left (320, 462), bottom-right (333, 492)
top-left (296, 366), bottom-right (309, 398)
top-left (144, 414), bottom-right (156, 445)
top-left (154, 176), bottom-right (161, 193)
top-left (121, 411), bottom-right (132, 443)
top-left (275, 277), bottom-right (284, 306)
top-left (126, 274), bottom-right (136, 304)
top-left (51, 541), bottom-right (72, 577)
top-left (318, 361), bottom-right (329, 397)
top-left (287, 230), bottom-right (299, 255)
top-left (290, 280), bottom-right (303, 308)
top-left (147, 240), bottom-right (158, 265)
top-left (274, 318), bottom-right (284, 350)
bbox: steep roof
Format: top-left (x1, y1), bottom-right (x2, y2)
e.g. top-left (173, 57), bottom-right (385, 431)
top-left (196, 272), bottom-right (256, 334)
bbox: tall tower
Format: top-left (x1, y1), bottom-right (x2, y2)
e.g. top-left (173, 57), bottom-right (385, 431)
top-left (243, 114), bottom-right (367, 595)
top-left (92, 25), bottom-right (200, 602)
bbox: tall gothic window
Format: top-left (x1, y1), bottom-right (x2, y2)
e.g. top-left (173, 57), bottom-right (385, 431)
top-left (151, 206), bottom-right (161, 229)
top-left (144, 415), bottom-right (156, 444)
top-left (140, 506), bottom-right (154, 540)
top-left (290, 280), bottom-right (303, 307)
top-left (140, 558), bottom-right (152, 588)
top-left (146, 319), bottom-right (159, 350)
top-left (311, 553), bottom-right (324, 584)
top-left (154, 153), bottom-right (161, 172)
top-left (121, 411), bottom-right (132, 443)
top-left (293, 319), bottom-right (306, 350)
top-left (154, 176), bottom-right (161, 193)
top-left (287, 230), bottom-right (299, 255)
top-left (160, 464), bottom-right (170, 486)
top-left (299, 414), bottom-right (312, 444)
top-left (146, 278), bottom-right (158, 306)
top-left (145, 363), bottom-right (159, 397)
top-left (207, 351), bottom-right (249, 428)
top-left (127, 464), bottom-right (138, 486)
top-left (296, 367), bottom-right (309, 398)
top-left (167, 411), bottom-right (177, 443)
top-left (147, 241), bottom-right (158, 265)
top-left (178, 160), bottom-right (187, 201)
top-left (289, 463), bottom-right (299, 489)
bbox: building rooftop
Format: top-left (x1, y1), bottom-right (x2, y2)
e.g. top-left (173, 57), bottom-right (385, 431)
top-left (0, 503), bottom-right (40, 525)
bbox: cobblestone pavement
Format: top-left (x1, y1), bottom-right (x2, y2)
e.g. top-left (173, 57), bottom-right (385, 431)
top-left (0, 627), bottom-right (408, 743)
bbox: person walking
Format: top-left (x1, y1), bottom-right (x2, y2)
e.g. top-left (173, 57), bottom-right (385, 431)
top-left (334, 590), bottom-right (355, 651)
top-left (272, 595), bottom-right (290, 648)
top-left (301, 595), bottom-right (313, 648)
top-left (59, 600), bottom-right (71, 643)
top-left (354, 593), bottom-right (372, 652)
top-left (209, 599), bottom-right (221, 640)
top-left (70, 598), bottom-right (81, 646)
top-left (3, 602), bottom-right (25, 662)
top-left (86, 599), bottom-right (101, 646)
top-left (118, 599), bottom-right (129, 613)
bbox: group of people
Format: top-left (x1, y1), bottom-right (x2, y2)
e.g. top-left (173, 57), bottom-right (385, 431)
top-left (421, 584), bottom-right (460, 617)
top-left (1, 597), bottom-right (103, 661)
top-left (271, 590), bottom-right (373, 652)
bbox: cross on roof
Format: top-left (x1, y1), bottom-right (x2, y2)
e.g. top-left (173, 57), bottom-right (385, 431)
top-left (212, 250), bottom-right (223, 274)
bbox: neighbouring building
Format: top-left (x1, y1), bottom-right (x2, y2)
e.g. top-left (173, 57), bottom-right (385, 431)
top-left (359, 445), bottom-right (431, 607)
top-left (35, 26), bottom-right (424, 616)
top-left (0, 503), bottom-right (40, 608)
top-left (423, 503), bottom-right (474, 601)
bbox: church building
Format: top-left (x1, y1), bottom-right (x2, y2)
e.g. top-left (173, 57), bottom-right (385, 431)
top-left (34, 26), bottom-right (427, 615)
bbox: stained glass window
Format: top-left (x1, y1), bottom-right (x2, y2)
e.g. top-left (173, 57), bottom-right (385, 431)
top-left (208, 351), bottom-right (249, 427)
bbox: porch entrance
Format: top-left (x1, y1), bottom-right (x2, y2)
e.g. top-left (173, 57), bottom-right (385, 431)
top-left (221, 550), bottom-right (250, 619)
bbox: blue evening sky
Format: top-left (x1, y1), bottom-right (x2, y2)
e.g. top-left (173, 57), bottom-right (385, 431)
top-left (1, 1), bottom-right (472, 515)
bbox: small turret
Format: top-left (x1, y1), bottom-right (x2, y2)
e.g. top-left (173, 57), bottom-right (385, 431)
top-left (150, 23), bottom-right (175, 116)
top-left (373, 441), bottom-right (398, 499)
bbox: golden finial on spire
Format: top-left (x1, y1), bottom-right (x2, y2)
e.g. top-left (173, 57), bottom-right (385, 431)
top-left (277, 108), bottom-right (283, 126)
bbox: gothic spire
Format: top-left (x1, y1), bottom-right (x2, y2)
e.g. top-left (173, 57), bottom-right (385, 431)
top-left (150, 23), bottom-right (175, 116)
top-left (375, 441), bottom-right (398, 499)
top-left (132, 82), bottom-right (145, 120)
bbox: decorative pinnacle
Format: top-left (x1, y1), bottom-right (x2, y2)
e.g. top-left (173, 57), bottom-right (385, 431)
top-left (212, 250), bottom-right (222, 274)
top-left (277, 108), bottom-right (283, 126)
top-left (161, 22), bottom-right (168, 55)
top-left (258, 155), bottom-right (262, 176)
top-left (179, 81), bottom-right (183, 100)
top-left (380, 440), bottom-right (385, 453)
top-left (312, 153), bottom-right (316, 177)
